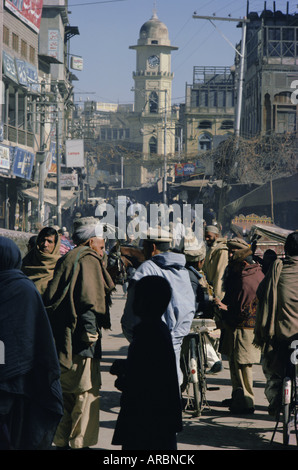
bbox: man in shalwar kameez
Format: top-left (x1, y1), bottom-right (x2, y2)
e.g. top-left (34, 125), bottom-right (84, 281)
top-left (44, 217), bottom-right (114, 449)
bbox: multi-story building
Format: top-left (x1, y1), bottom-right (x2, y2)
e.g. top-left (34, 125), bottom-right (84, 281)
top-left (0, 0), bottom-right (42, 229)
top-left (0, 0), bottom-right (79, 230)
top-left (181, 66), bottom-right (235, 159)
top-left (241, 4), bottom-right (298, 137)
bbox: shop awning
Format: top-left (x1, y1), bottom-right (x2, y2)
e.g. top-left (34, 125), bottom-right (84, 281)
top-left (177, 179), bottom-right (223, 189)
top-left (22, 187), bottom-right (79, 209)
top-left (224, 173), bottom-right (298, 216)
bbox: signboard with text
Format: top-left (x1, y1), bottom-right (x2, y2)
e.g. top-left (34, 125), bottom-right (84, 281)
top-left (65, 139), bottom-right (84, 168)
top-left (0, 144), bottom-right (10, 172)
top-left (5, 0), bottom-right (43, 33)
top-left (12, 147), bottom-right (34, 180)
top-left (71, 56), bottom-right (83, 71)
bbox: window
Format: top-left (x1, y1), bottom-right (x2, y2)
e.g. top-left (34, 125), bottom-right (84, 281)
top-left (21, 40), bottom-right (27, 59)
top-left (3, 26), bottom-right (9, 46)
top-left (29, 46), bottom-right (35, 64)
top-left (149, 91), bottom-right (158, 113)
top-left (198, 133), bottom-right (212, 151)
top-left (198, 120), bottom-right (212, 129)
top-left (12, 33), bottom-right (19, 52)
top-left (221, 120), bottom-right (234, 130)
top-left (276, 106), bottom-right (296, 133)
top-left (149, 136), bottom-right (157, 154)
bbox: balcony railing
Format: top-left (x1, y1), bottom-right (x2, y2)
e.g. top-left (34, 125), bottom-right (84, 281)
top-left (3, 124), bottom-right (35, 149)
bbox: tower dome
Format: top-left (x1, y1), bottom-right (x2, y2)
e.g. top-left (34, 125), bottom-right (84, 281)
top-left (137, 11), bottom-right (171, 46)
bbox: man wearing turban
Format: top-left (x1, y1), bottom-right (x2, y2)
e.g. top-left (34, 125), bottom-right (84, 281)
top-left (203, 225), bottom-right (229, 308)
top-left (44, 217), bottom-right (114, 449)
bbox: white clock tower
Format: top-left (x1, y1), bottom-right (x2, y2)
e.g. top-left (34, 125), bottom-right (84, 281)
top-left (127, 10), bottom-right (178, 190)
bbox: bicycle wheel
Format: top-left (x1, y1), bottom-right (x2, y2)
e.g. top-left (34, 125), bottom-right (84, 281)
top-left (282, 377), bottom-right (292, 445)
top-left (189, 335), bottom-right (202, 417)
top-left (196, 332), bottom-right (207, 400)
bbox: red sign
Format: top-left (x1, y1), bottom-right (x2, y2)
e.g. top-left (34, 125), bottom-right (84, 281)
top-left (5, 0), bottom-right (43, 33)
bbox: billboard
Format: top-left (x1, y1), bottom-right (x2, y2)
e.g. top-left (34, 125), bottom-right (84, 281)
top-left (0, 144), bottom-right (10, 171)
top-left (12, 147), bottom-right (34, 180)
top-left (5, 0), bottom-right (43, 33)
top-left (65, 139), bottom-right (84, 168)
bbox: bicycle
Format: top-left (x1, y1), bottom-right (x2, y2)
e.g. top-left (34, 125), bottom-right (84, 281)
top-left (180, 318), bottom-right (217, 417)
top-left (271, 338), bottom-right (298, 446)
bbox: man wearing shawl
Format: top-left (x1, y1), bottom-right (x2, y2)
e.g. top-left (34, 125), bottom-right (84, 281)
top-left (44, 217), bottom-right (114, 450)
top-left (0, 237), bottom-right (63, 450)
top-left (21, 226), bottom-right (61, 296)
top-left (203, 225), bottom-right (229, 303)
top-left (215, 242), bottom-right (264, 414)
top-left (254, 231), bottom-right (298, 417)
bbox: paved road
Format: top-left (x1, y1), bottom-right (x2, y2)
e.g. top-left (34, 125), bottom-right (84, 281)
top-left (93, 287), bottom-right (297, 452)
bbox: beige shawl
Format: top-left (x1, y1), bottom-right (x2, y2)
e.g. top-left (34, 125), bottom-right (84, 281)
top-left (21, 238), bottom-right (61, 295)
top-left (253, 258), bottom-right (283, 349)
top-left (203, 237), bottom-right (229, 300)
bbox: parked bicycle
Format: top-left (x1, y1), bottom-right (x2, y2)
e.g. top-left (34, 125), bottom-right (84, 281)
top-left (180, 318), bottom-right (217, 417)
top-left (271, 338), bottom-right (298, 446)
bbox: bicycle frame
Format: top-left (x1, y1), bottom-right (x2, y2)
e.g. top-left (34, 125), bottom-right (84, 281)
top-left (181, 319), bottom-right (213, 417)
top-left (271, 339), bottom-right (298, 446)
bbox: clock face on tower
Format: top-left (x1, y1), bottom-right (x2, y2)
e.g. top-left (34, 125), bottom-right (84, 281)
top-left (148, 55), bottom-right (160, 68)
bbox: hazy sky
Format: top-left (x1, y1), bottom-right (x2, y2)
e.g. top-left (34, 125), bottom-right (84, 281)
top-left (67, 0), bottom-right (297, 106)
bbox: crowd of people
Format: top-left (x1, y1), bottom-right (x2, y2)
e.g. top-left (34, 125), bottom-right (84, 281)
top-left (0, 204), bottom-right (298, 450)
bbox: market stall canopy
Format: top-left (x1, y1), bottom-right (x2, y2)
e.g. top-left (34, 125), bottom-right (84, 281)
top-left (249, 223), bottom-right (292, 244)
top-left (224, 173), bottom-right (298, 216)
top-left (22, 187), bottom-right (79, 209)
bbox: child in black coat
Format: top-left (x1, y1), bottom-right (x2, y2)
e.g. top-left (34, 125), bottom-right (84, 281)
top-left (111, 275), bottom-right (183, 450)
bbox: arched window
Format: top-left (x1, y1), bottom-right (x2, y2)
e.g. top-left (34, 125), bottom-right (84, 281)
top-left (198, 133), bottom-right (212, 151)
top-left (149, 136), bottom-right (157, 154)
top-left (149, 92), bottom-right (158, 113)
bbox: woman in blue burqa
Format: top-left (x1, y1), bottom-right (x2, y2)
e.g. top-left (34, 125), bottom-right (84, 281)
top-left (0, 237), bottom-right (63, 450)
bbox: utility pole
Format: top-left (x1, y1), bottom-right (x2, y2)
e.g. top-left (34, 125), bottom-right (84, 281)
top-left (55, 83), bottom-right (62, 227)
top-left (192, 13), bottom-right (250, 138)
top-left (163, 89), bottom-right (168, 204)
top-left (37, 79), bottom-right (47, 225)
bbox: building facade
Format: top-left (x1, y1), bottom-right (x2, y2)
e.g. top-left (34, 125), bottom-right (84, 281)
top-left (181, 66), bottom-right (235, 160)
top-left (0, 0), bottom-right (78, 230)
top-left (241, 5), bottom-right (298, 137)
top-left (0, 1), bottom-right (41, 230)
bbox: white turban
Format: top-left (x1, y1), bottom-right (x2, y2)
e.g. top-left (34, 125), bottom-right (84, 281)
top-left (205, 225), bottom-right (219, 234)
top-left (72, 217), bottom-right (103, 245)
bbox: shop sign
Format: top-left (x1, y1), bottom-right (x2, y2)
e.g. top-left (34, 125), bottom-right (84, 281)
top-left (65, 139), bottom-right (84, 168)
top-left (0, 144), bottom-right (10, 171)
top-left (25, 63), bottom-right (39, 92)
top-left (71, 56), bottom-right (83, 71)
top-left (3, 51), bottom-right (18, 84)
top-left (60, 173), bottom-right (78, 187)
top-left (175, 162), bottom-right (196, 176)
top-left (12, 147), bottom-right (34, 180)
top-left (15, 59), bottom-right (28, 86)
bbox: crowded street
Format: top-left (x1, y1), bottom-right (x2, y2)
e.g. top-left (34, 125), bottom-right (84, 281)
top-left (97, 287), bottom-right (296, 451)
top-left (1, 0), bottom-right (298, 455)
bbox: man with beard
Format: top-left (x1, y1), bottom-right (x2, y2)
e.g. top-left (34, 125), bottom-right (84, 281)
top-left (215, 245), bottom-right (264, 414)
top-left (44, 217), bottom-right (114, 449)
